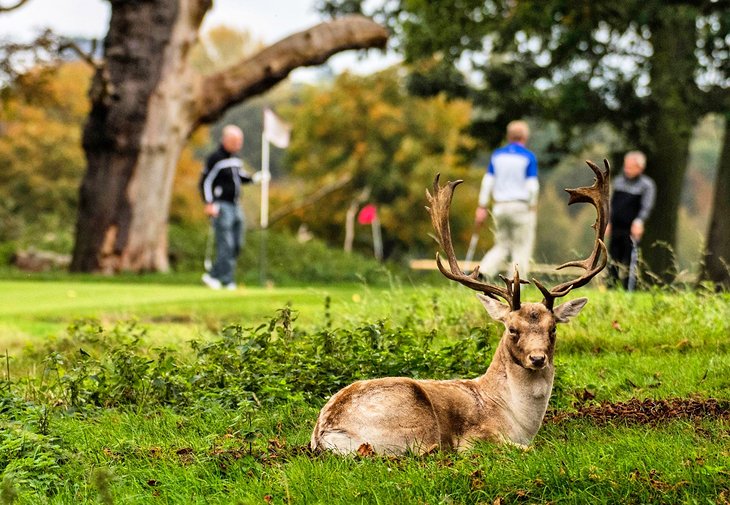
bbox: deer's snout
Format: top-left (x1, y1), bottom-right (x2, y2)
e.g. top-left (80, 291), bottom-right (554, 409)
top-left (528, 354), bottom-right (546, 369)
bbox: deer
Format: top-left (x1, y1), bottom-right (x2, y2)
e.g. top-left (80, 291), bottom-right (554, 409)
top-left (310, 160), bottom-right (610, 455)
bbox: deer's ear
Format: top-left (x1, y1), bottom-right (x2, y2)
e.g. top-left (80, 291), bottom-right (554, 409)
top-left (553, 297), bottom-right (588, 323)
top-left (477, 294), bottom-right (511, 321)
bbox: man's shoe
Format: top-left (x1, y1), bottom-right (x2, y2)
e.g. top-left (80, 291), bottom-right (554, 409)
top-left (202, 273), bottom-right (222, 290)
top-left (224, 282), bottom-right (237, 291)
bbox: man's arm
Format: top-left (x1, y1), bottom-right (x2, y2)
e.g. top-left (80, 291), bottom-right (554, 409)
top-left (526, 177), bottom-right (539, 209)
top-left (238, 167), bottom-right (270, 185)
top-left (200, 155), bottom-right (220, 217)
top-left (526, 154), bottom-right (539, 208)
top-left (631, 177), bottom-right (656, 240)
top-left (475, 172), bottom-right (495, 224)
top-left (636, 177), bottom-right (656, 223)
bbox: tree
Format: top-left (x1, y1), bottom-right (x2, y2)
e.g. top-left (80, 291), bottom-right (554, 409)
top-left (0, 2), bottom-right (387, 272)
top-left (58, 1), bottom-right (387, 273)
top-left (0, 62), bottom-right (90, 245)
top-left (320, 0), bottom-right (729, 282)
top-left (701, 113), bottom-right (730, 288)
top-left (283, 69), bottom-right (477, 258)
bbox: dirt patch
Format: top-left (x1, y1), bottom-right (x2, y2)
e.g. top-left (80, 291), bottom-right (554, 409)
top-left (546, 397), bottom-right (730, 426)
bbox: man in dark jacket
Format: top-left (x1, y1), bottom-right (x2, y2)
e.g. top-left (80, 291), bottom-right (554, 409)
top-left (199, 125), bottom-right (266, 290)
top-left (606, 150), bottom-right (656, 289)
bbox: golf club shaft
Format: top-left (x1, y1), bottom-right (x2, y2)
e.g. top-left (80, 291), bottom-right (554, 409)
top-left (464, 233), bottom-right (479, 263)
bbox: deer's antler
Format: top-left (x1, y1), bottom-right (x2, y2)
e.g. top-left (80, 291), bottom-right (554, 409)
top-left (532, 159), bottom-right (611, 310)
top-left (426, 174), bottom-right (527, 310)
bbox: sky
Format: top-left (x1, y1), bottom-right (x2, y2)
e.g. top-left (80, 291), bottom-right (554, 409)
top-left (0, 0), bottom-right (399, 80)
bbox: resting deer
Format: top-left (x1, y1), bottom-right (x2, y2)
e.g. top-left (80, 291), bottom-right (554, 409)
top-left (311, 160), bottom-right (610, 455)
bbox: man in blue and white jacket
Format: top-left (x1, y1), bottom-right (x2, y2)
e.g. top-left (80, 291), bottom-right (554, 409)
top-left (474, 120), bottom-right (539, 277)
top-left (199, 125), bottom-right (266, 290)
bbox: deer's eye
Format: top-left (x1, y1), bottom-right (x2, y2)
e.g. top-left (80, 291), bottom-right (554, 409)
top-left (509, 326), bottom-right (519, 340)
top-left (549, 327), bottom-right (557, 340)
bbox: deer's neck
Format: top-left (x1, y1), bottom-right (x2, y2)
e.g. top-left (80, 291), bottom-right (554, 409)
top-left (478, 340), bottom-right (554, 445)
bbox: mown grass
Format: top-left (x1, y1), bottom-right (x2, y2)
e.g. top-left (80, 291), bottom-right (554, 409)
top-left (0, 278), bottom-right (728, 504)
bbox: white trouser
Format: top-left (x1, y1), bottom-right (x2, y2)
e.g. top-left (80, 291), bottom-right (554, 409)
top-left (479, 201), bottom-right (536, 277)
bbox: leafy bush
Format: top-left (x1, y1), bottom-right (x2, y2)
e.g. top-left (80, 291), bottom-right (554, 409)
top-left (0, 383), bottom-right (70, 495)
top-left (10, 305), bottom-right (497, 413)
top-left (168, 222), bottom-right (398, 285)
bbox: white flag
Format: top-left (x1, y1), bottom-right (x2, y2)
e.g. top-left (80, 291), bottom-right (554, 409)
top-left (263, 108), bottom-right (291, 149)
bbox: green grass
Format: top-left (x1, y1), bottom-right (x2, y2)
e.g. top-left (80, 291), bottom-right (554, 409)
top-left (0, 278), bottom-right (728, 504)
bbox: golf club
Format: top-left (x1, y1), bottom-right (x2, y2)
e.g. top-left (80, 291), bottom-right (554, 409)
top-left (627, 237), bottom-right (639, 292)
top-left (203, 218), bottom-right (214, 272)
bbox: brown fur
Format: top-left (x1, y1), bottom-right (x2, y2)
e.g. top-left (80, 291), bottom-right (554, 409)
top-left (311, 297), bottom-right (588, 455)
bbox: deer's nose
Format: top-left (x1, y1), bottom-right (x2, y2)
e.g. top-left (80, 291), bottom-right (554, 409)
top-left (529, 354), bottom-right (546, 368)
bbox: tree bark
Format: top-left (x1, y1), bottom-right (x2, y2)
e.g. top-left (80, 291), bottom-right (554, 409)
top-left (640, 6), bottom-right (699, 283)
top-left (70, 0), bottom-right (387, 273)
top-left (701, 112), bottom-right (730, 288)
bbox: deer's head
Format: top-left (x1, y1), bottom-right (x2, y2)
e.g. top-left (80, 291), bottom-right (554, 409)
top-left (426, 160), bottom-right (610, 370)
top-left (478, 293), bottom-right (586, 370)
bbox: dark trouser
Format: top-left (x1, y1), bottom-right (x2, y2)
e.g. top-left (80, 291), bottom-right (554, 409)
top-left (209, 201), bottom-right (245, 285)
top-left (608, 230), bottom-right (632, 289)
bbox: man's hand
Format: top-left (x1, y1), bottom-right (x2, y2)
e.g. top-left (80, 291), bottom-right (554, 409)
top-left (252, 171), bottom-right (271, 184)
top-left (475, 206), bottom-right (488, 225)
top-left (205, 203), bottom-right (219, 217)
top-left (630, 220), bottom-right (644, 240)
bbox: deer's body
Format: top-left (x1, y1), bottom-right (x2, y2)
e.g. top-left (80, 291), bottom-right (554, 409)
top-left (311, 162), bottom-right (609, 456)
top-left (311, 301), bottom-right (578, 455)
top-left (311, 337), bottom-right (553, 454)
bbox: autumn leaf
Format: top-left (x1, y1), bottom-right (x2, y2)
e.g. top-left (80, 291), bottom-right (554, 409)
top-left (357, 443), bottom-right (375, 457)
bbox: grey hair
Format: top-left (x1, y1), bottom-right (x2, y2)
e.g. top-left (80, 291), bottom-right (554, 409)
top-left (624, 150), bottom-right (646, 169)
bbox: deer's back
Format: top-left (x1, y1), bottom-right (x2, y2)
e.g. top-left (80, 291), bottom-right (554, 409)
top-left (311, 376), bottom-right (503, 454)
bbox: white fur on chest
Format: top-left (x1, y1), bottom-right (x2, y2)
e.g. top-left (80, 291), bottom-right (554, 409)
top-left (504, 369), bottom-right (554, 444)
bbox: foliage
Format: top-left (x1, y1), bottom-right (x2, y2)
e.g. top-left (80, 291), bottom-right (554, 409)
top-left (319, 0), bottom-right (730, 281)
top-left (167, 223), bottom-right (394, 285)
top-left (0, 282), bottom-right (728, 502)
top-left (14, 310), bottom-right (491, 411)
top-left (0, 383), bottom-right (70, 495)
top-left (189, 25), bottom-right (263, 75)
top-left (170, 127), bottom-right (211, 225)
top-left (0, 61), bottom-right (90, 248)
top-left (6, 286), bottom-right (729, 413)
top-left (282, 69), bottom-right (478, 258)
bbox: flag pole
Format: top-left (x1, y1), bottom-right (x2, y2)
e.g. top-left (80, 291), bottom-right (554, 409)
top-left (259, 130), bottom-right (270, 285)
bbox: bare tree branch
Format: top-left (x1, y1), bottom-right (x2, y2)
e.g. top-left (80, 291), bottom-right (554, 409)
top-left (194, 15), bottom-right (388, 125)
top-left (0, 0), bottom-right (29, 12)
top-left (58, 38), bottom-right (98, 68)
top-left (265, 174), bottom-right (354, 228)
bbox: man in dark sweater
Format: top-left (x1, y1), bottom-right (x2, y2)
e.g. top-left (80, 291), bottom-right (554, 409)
top-left (606, 150), bottom-right (656, 288)
top-left (199, 125), bottom-right (266, 290)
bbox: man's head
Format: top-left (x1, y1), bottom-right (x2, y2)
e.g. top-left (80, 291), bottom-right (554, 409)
top-left (222, 125), bottom-right (244, 153)
top-left (506, 120), bottom-right (530, 145)
top-left (623, 151), bottom-right (646, 179)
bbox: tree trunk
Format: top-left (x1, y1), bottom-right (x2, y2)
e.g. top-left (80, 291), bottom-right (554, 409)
top-left (640, 6), bottom-right (699, 283)
top-left (701, 112), bottom-right (730, 288)
top-left (343, 186), bottom-right (370, 253)
top-left (70, 1), bottom-right (387, 273)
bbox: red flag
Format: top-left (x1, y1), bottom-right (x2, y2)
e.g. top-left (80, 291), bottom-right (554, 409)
top-left (357, 204), bottom-right (377, 225)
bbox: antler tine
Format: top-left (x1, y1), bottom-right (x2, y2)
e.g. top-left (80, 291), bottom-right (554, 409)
top-left (532, 159), bottom-right (611, 310)
top-left (498, 267), bottom-right (529, 310)
top-left (427, 174), bottom-right (514, 307)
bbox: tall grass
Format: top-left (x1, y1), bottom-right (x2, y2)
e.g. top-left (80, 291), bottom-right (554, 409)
top-left (0, 281), bottom-right (728, 503)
